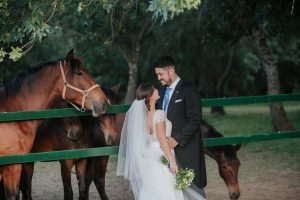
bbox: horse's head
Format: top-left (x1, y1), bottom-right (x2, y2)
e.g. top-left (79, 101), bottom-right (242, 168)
top-left (60, 49), bottom-right (109, 117)
top-left (201, 122), bottom-right (241, 199)
top-left (99, 84), bottom-right (120, 145)
top-left (61, 117), bottom-right (83, 141)
top-left (52, 100), bottom-right (83, 141)
top-left (216, 144), bottom-right (241, 200)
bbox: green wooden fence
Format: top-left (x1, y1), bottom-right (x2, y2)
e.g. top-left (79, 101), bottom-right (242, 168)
top-left (0, 93), bottom-right (300, 165)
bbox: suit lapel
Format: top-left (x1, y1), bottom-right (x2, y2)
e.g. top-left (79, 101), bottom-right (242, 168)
top-left (167, 80), bottom-right (183, 118)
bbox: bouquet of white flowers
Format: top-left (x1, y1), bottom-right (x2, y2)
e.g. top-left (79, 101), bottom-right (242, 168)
top-left (160, 155), bottom-right (195, 190)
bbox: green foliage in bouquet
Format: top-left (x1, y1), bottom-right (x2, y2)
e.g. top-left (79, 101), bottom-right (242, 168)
top-left (160, 156), bottom-right (195, 190)
top-left (161, 155), bottom-right (170, 166)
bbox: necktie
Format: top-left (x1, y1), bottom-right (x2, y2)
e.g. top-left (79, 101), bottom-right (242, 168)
top-left (163, 87), bottom-right (171, 111)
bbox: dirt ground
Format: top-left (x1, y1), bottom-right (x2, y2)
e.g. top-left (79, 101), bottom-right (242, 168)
top-left (28, 144), bottom-right (300, 200)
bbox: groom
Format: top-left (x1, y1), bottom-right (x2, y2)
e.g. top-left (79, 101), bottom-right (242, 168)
top-left (153, 56), bottom-right (207, 195)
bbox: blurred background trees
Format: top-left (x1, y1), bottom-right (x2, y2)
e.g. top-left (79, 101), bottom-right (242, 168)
top-left (0, 0), bottom-right (299, 131)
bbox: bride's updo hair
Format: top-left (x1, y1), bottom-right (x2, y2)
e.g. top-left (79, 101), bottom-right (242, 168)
top-left (136, 82), bottom-right (155, 110)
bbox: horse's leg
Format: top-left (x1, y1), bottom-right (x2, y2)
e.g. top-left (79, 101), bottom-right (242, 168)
top-left (85, 158), bottom-right (96, 200)
top-left (60, 159), bottom-right (74, 200)
top-left (0, 180), bottom-right (5, 200)
top-left (2, 164), bottom-right (22, 200)
top-left (20, 163), bottom-right (34, 200)
top-left (75, 159), bottom-right (87, 200)
top-left (93, 156), bottom-right (109, 200)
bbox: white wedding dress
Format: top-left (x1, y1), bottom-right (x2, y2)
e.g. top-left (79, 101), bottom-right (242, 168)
top-left (138, 110), bottom-right (185, 200)
top-left (117, 100), bottom-right (205, 200)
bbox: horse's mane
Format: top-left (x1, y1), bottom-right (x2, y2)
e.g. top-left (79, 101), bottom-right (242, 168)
top-left (201, 120), bottom-right (223, 138)
top-left (3, 60), bottom-right (61, 97)
top-left (202, 120), bottom-right (238, 158)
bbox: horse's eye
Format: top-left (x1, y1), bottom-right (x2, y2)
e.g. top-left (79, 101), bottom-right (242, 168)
top-left (75, 71), bottom-right (83, 76)
top-left (221, 165), bottom-right (227, 169)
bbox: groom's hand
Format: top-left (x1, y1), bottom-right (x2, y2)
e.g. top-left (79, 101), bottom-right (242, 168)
top-left (166, 137), bottom-right (178, 149)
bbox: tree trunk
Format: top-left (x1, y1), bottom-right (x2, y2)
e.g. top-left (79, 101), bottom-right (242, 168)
top-left (120, 19), bottom-right (152, 104)
top-left (211, 47), bottom-right (234, 116)
top-left (252, 27), bottom-right (293, 131)
top-left (124, 60), bottom-right (138, 103)
top-left (119, 42), bottom-right (139, 104)
top-left (210, 51), bottom-right (226, 116)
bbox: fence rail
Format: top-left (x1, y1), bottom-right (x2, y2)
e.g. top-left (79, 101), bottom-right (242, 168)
top-left (0, 130), bottom-right (299, 165)
top-left (1, 93), bottom-right (300, 122)
top-left (0, 93), bottom-right (300, 166)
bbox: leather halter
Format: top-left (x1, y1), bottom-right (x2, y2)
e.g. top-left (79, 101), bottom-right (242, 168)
top-left (59, 61), bottom-right (100, 112)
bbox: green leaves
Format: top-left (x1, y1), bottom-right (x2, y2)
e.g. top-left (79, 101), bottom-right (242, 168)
top-left (8, 47), bottom-right (23, 62)
top-left (0, 0), bottom-right (53, 62)
top-left (0, 48), bottom-right (6, 62)
top-left (32, 23), bottom-right (50, 41)
top-left (148, 0), bottom-right (201, 23)
top-left (0, 47), bottom-right (23, 62)
top-left (77, 2), bottom-right (84, 13)
top-left (77, 0), bottom-right (115, 14)
top-left (101, 0), bottom-right (115, 13)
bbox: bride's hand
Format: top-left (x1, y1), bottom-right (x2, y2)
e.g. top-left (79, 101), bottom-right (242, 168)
top-left (169, 162), bottom-right (178, 174)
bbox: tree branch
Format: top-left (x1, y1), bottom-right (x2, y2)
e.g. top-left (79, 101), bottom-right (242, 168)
top-left (45, 0), bottom-right (58, 23)
top-left (22, 41), bottom-right (35, 56)
top-left (291, 0), bottom-right (295, 15)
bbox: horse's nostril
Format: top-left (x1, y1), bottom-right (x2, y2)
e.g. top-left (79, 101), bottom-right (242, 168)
top-left (230, 192), bottom-right (240, 199)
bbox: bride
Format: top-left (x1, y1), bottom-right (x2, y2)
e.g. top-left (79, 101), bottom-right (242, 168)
top-left (117, 82), bottom-right (206, 200)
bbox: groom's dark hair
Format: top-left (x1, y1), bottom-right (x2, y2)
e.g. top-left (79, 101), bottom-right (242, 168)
top-left (152, 56), bottom-right (175, 71)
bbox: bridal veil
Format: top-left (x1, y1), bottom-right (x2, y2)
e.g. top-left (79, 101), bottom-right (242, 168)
top-left (116, 99), bottom-right (149, 199)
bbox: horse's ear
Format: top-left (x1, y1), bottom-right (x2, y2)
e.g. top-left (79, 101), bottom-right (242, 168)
top-left (111, 83), bottom-right (121, 94)
top-left (221, 151), bottom-right (225, 158)
top-left (234, 144), bottom-right (241, 152)
top-left (66, 49), bottom-right (75, 61)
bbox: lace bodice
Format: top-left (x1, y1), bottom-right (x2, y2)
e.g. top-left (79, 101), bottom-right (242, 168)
top-left (151, 110), bottom-right (172, 142)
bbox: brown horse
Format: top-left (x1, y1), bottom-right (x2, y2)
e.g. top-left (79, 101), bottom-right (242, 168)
top-left (83, 85), bottom-right (121, 200)
top-left (201, 121), bottom-right (241, 200)
top-left (18, 85), bottom-right (120, 200)
top-left (0, 49), bottom-right (108, 200)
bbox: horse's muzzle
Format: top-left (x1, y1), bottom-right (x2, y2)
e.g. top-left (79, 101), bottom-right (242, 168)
top-left (91, 100), bottom-right (109, 117)
top-left (67, 129), bottom-right (81, 141)
top-left (229, 191), bottom-right (240, 200)
top-left (106, 135), bottom-right (114, 145)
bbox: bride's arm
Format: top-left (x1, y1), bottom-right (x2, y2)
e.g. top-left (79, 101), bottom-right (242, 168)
top-left (156, 121), bottom-right (178, 173)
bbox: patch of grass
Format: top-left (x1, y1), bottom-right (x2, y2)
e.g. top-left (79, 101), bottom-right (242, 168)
top-left (202, 102), bottom-right (300, 170)
top-left (203, 102), bottom-right (300, 135)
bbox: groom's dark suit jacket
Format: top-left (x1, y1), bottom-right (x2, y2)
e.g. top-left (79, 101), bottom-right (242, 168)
top-left (157, 79), bottom-right (207, 188)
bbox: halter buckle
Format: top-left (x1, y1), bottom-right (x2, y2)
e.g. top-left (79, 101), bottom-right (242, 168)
top-left (80, 107), bottom-right (86, 112)
top-left (83, 90), bottom-right (88, 96)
